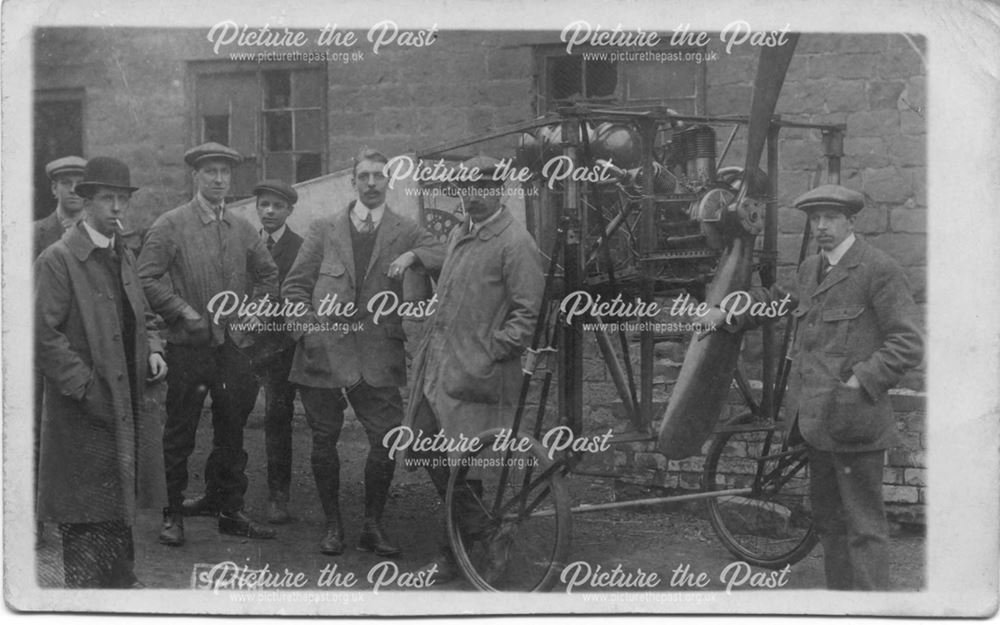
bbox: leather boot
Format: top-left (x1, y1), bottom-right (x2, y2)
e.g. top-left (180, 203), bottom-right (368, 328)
top-left (314, 461), bottom-right (344, 555)
top-left (158, 508), bottom-right (185, 547)
top-left (357, 458), bottom-right (400, 557)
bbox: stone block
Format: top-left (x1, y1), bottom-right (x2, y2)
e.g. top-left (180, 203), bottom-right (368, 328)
top-left (862, 167), bottom-right (910, 204)
top-left (844, 137), bottom-right (891, 169)
top-left (825, 80), bottom-right (868, 113)
top-left (883, 467), bottom-right (904, 484)
top-left (779, 139), bottom-right (825, 170)
top-left (846, 109), bottom-right (900, 138)
top-left (866, 233), bottom-right (927, 267)
top-left (900, 109), bottom-right (926, 135)
top-left (904, 468), bottom-right (926, 487)
top-left (887, 135), bottom-right (926, 168)
top-left (635, 451), bottom-right (667, 472)
top-left (890, 207), bottom-right (927, 233)
top-left (778, 206), bottom-right (807, 234)
top-left (808, 53), bottom-right (882, 80)
top-left (886, 448), bottom-right (926, 468)
top-left (867, 80), bottom-right (907, 110)
top-left (883, 485), bottom-right (919, 504)
top-left (853, 204), bottom-right (888, 234)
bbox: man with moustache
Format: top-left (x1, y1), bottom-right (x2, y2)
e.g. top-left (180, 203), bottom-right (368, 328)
top-left (281, 148), bottom-right (444, 557)
top-left (35, 157), bottom-right (167, 587)
top-left (252, 179), bottom-right (304, 525)
top-left (137, 142), bottom-right (279, 545)
top-left (404, 155), bottom-right (545, 581)
top-left (703, 184), bottom-right (924, 590)
top-left (32, 155), bottom-right (88, 545)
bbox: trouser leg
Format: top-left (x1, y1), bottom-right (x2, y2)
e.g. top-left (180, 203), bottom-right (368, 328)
top-left (347, 383), bottom-right (403, 522)
top-left (264, 350), bottom-right (297, 499)
top-left (832, 449), bottom-right (890, 590)
top-left (163, 344), bottom-right (213, 510)
top-left (415, 396), bottom-right (490, 541)
top-left (209, 343), bottom-right (261, 513)
top-left (299, 386), bottom-right (346, 520)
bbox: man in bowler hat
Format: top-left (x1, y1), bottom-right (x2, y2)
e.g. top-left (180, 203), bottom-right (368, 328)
top-left (35, 157), bottom-right (167, 587)
top-left (137, 142), bottom-right (279, 545)
top-left (252, 179), bottom-right (304, 524)
top-left (704, 184), bottom-right (924, 590)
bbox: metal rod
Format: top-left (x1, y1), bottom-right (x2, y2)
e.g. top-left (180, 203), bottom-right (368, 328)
top-left (716, 124), bottom-right (740, 169)
top-left (521, 487), bottom-right (754, 519)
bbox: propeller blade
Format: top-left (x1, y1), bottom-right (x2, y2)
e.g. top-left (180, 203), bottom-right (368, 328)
top-left (743, 34), bottom-right (800, 177)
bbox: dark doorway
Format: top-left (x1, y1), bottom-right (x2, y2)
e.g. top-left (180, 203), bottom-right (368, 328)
top-left (34, 92), bottom-right (84, 221)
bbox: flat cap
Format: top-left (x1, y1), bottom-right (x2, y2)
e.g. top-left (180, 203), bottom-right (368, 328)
top-left (794, 184), bottom-right (864, 215)
top-left (45, 155), bottom-right (87, 179)
top-left (184, 142), bottom-right (242, 168)
top-left (253, 179), bottom-right (298, 205)
top-left (461, 154), bottom-right (504, 183)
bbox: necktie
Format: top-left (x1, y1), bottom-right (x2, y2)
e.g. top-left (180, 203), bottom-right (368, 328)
top-left (214, 206), bottom-right (223, 221)
top-left (266, 235), bottom-right (275, 251)
top-left (818, 255), bottom-right (831, 283)
top-left (361, 212), bottom-right (375, 234)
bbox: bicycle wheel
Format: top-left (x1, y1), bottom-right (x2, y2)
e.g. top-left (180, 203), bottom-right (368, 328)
top-left (703, 424), bottom-right (818, 568)
top-left (446, 428), bottom-right (572, 592)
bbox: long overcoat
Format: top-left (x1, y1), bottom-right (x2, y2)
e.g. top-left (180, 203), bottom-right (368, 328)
top-left (34, 223), bottom-right (166, 524)
top-left (404, 208), bottom-right (545, 445)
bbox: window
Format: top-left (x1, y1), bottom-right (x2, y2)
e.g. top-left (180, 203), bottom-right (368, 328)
top-left (191, 63), bottom-right (326, 200)
top-left (535, 45), bottom-right (706, 114)
top-left (34, 89), bottom-right (85, 220)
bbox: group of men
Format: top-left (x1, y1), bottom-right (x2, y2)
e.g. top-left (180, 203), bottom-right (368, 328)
top-left (33, 144), bottom-right (543, 587)
top-left (32, 140), bottom-right (921, 592)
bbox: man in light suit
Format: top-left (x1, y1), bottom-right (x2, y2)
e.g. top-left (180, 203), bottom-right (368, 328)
top-left (706, 184), bottom-right (924, 590)
top-left (282, 148), bottom-right (445, 557)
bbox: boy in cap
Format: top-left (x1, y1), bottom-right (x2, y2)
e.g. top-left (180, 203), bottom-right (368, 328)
top-left (137, 142), bottom-right (279, 545)
top-left (252, 179), bottom-right (304, 524)
top-left (703, 183), bottom-right (924, 590)
top-left (35, 157), bottom-right (167, 587)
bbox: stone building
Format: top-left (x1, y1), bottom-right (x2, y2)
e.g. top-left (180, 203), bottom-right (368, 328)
top-left (33, 27), bottom-right (927, 522)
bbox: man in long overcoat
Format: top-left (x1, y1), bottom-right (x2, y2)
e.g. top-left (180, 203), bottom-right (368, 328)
top-left (706, 184), bottom-right (924, 590)
top-left (282, 148), bottom-right (444, 557)
top-left (34, 156), bottom-right (167, 588)
top-left (403, 156), bottom-right (545, 580)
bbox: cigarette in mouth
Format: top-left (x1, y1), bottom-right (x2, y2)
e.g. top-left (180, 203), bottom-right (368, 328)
top-left (114, 219), bottom-right (125, 231)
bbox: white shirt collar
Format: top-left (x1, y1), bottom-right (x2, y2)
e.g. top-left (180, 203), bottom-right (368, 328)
top-left (824, 232), bottom-right (856, 266)
top-left (82, 220), bottom-right (115, 250)
top-left (263, 224), bottom-right (287, 244)
top-left (351, 202), bottom-right (385, 229)
top-left (469, 206), bottom-right (503, 233)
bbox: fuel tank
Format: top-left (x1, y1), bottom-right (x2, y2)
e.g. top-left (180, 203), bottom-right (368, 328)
top-left (655, 232), bottom-right (755, 458)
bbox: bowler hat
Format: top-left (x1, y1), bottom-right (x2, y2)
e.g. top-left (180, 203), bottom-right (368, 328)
top-left (45, 155), bottom-right (87, 180)
top-left (253, 179), bottom-right (298, 205)
top-left (794, 184), bottom-right (864, 216)
top-left (74, 156), bottom-right (139, 198)
top-left (184, 142), bottom-right (242, 169)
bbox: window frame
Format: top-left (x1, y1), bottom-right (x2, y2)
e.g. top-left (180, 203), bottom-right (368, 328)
top-left (186, 60), bottom-right (328, 200)
top-left (533, 44), bottom-right (707, 115)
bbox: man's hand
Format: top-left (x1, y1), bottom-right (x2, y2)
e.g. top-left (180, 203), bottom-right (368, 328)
top-left (844, 374), bottom-right (861, 389)
top-left (387, 251), bottom-right (417, 279)
top-left (147, 352), bottom-right (167, 383)
top-left (698, 306), bottom-right (728, 331)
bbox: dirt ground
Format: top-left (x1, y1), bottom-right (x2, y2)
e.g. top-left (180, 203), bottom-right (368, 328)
top-left (35, 395), bottom-right (925, 595)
